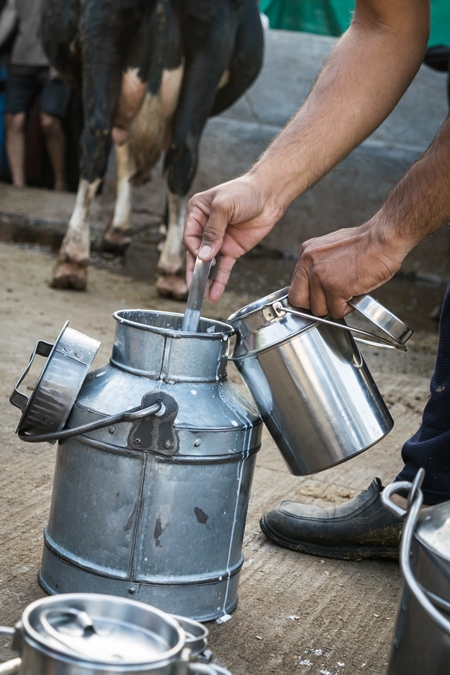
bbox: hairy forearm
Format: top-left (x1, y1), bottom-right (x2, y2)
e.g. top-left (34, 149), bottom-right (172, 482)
top-left (249, 0), bottom-right (430, 211)
top-left (371, 115), bottom-right (450, 255)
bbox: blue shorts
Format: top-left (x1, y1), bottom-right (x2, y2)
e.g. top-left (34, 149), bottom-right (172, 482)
top-left (4, 64), bottom-right (70, 119)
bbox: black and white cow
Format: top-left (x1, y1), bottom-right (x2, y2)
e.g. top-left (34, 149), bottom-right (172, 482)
top-left (41, 0), bottom-right (264, 298)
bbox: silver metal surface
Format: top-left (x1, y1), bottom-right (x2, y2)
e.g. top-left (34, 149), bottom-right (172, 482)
top-left (10, 322), bottom-right (100, 442)
top-left (182, 257), bottom-right (213, 333)
top-left (169, 615), bottom-right (209, 657)
top-left (34, 310), bottom-right (262, 621)
top-left (0, 659), bottom-right (21, 674)
top-left (350, 294), bottom-right (413, 346)
top-left (228, 287), bottom-right (413, 358)
top-left (383, 473), bottom-right (450, 675)
top-left (228, 289), bottom-right (393, 475)
top-left (0, 594), bottom-right (233, 674)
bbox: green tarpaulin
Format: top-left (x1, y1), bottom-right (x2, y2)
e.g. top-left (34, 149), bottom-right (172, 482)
top-left (259, 0), bottom-right (449, 47)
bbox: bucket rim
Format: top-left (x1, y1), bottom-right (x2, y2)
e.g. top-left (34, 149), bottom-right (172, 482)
top-left (113, 308), bottom-right (233, 338)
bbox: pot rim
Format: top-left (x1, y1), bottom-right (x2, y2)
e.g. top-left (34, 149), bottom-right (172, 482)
top-left (20, 593), bottom-right (185, 666)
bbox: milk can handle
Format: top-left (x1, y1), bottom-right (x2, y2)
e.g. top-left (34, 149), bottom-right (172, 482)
top-left (274, 294), bottom-right (412, 350)
top-left (0, 659), bottom-right (21, 674)
top-left (382, 469), bottom-right (450, 637)
top-left (187, 664), bottom-right (232, 675)
top-left (0, 628), bottom-right (21, 674)
top-left (17, 401), bottom-right (162, 443)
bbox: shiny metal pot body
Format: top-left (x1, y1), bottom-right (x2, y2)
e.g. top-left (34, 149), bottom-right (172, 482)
top-left (39, 311), bottom-right (262, 621)
top-left (0, 594), bottom-right (232, 675)
top-left (383, 477), bottom-right (450, 675)
top-left (228, 289), bottom-right (393, 475)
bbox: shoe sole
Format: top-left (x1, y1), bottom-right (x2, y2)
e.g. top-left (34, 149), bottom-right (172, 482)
top-left (260, 516), bottom-right (399, 561)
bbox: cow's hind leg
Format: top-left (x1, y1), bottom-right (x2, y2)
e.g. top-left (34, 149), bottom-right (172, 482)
top-left (155, 190), bottom-right (189, 300)
top-left (102, 142), bottom-right (134, 254)
top-left (51, 178), bottom-right (101, 289)
top-left (51, 0), bottom-right (141, 290)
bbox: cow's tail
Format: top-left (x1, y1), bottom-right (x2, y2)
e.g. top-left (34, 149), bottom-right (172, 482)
top-left (128, 93), bottom-right (165, 186)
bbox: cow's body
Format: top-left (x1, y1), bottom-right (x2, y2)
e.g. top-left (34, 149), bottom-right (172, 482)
top-left (41, 0), bottom-right (263, 298)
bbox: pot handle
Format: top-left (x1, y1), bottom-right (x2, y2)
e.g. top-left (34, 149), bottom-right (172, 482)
top-left (0, 628), bottom-right (21, 674)
top-left (0, 659), bottom-right (21, 674)
top-left (187, 664), bottom-right (232, 675)
top-left (274, 294), bottom-right (412, 351)
top-left (382, 468), bottom-right (450, 637)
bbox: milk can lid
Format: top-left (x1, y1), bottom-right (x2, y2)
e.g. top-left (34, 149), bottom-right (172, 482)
top-left (22, 594), bottom-right (184, 665)
top-left (415, 501), bottom-right (450, 561)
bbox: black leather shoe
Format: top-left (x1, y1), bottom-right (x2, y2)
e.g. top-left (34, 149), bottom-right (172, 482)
top-left (260, 478), bottom-right (401, 560)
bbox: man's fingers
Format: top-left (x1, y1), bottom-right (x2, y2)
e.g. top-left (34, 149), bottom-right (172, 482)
top-left (288, 262), bottom-right (311, 309)
top-left (208, 256), bottom-right (236, 302)
top-left (289, 256), bottom-right (352, 318)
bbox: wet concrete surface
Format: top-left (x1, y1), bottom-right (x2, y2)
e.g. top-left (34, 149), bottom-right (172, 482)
top-left (0, 183), bottom-right (445, 674)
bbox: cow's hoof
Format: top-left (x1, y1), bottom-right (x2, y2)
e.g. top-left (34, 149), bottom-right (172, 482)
top-left (101, 227), bottom-right (132, 255)
top-left (50, 261), bottom-right (87, 291)
top-left (156, 274), bottom-right (188, 301)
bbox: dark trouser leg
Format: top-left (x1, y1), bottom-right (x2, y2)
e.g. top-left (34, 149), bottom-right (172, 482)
top-left (395, 280), bottom-right (450, 504)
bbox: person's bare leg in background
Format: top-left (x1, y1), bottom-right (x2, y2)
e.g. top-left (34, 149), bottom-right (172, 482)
top-left (40, 112), bottom-right (66, 191)
top-left (5, 111), bottom-right (26, 187)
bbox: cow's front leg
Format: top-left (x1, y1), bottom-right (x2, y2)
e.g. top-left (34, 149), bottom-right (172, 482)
top-left (51, 178), bottom-right (101, 289)
top-left (156, 189), bottom-right (189, 300)
top-left (102, 141), bottom-right (134, 253)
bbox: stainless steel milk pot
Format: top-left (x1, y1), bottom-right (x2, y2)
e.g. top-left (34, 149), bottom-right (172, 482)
top-left (228, 289), bottom-right (412, 475)
top-left (0, 593), bottom-right (232, 674)
top-left (10, 312), bottom-right (262, 622)
top-left (383, 470), bottom-right (450, 675)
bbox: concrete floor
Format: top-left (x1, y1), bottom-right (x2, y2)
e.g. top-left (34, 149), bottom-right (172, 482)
top-left (0, 185), bottom-right (443, 674)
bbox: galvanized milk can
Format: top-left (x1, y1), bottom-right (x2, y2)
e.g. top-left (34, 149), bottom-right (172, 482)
top-left (383, 470), bottom-right (450, 675)
top-left (227, 289), bottom-right (412, 475)
top-left (0, 593), bottom-right (232, 674)
top-left (10, 311), bottom-right (262, 622)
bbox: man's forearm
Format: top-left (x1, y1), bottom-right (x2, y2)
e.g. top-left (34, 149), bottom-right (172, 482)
top-left (249, 0), bottom-right (430, 211)
top-left (373, 114), bottom-right (450, 255)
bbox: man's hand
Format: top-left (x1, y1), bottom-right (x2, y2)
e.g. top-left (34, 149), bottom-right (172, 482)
top-left (289, 220), bottom-right (408, 318)
top-left (184, 175), bottom-right (283, 301)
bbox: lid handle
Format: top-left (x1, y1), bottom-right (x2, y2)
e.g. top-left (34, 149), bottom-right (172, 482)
top-left (39, 608), bottom-right (98, 657)
top-left (9, 339), bottom-right (54, 411)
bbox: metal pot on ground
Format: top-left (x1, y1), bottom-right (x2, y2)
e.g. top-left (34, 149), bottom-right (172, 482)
top-left (0, 593), bottom-right (231, 674)
top-left (383, 470), bottom-right (450, 674)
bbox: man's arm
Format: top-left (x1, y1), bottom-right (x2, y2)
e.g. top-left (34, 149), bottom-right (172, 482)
top-left (184, 0), bottom-right (430, 301)
top-left (290, 115), bottom-right (450, 317)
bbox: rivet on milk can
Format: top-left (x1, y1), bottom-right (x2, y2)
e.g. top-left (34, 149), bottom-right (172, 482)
top-left (10, 309), bottom-right (262, 622)
top-left (383, 469), bottom-right (450, 675)
top-left (0, 593), bottom-right (233, 674)
top-left (227, 288), bottom-right (413, 476)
